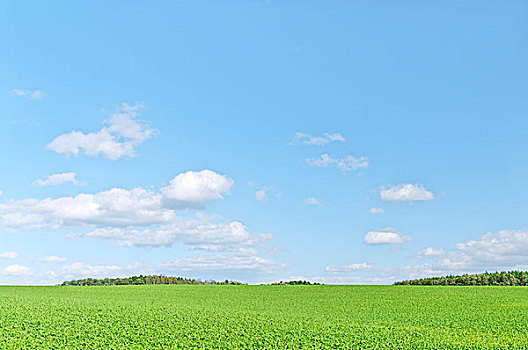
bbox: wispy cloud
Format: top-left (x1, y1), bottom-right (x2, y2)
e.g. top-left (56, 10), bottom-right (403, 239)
top-left (9, 88), bottom-right (45, 100)
top-left (33, 172), bottom-right (81, 187)
top-left (325, 263), bottom-right (372, 273)
top-left (369, 207), bottom-right (385, 215)
top-left (0, 251), bottom-right (19, 259)
top-left (291, 132), bottom-right (345, 146)
top-left (304, 197), bottom-right (323, 206)
top-left (255, 188), bottom-right (268, 202)
top-left (306, 153), bottom-right (368, 171)
top-left (41, 256), bottom-right (68, 263)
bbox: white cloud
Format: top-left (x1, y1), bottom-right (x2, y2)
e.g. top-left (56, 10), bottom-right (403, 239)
top-left (304, 197), bottom-right (322, 206)
top-left (59, 262), bottom-right (146, 280)
top-left (41, 256), bottom-right (67, 263)
top-left (417, 247), bottom-right (445, 258)
top-left (9, 88), bottom-right (45, 100)
top-left (46, 103), bottom-right (155, 160)
top-left (163, 254), bottom-right (284, 275)
top-left (325, 263), bottom-right (372, 273)
top-left (0, 251), bottom-right (18, 259)
top-left (364, 228), bottom-right (411, 245)
top-left (161, 170), bottom-right (234, 209)
top-left (69, 217), bottom-right (271, 248)
top-left (380, 184), bottom-right (434, 202)
top-left (0, 168), bottom-right (280, 281)
top-left (1, 264), bottom-right (31, 276)
top-left (255, 189), bottom-right (268, 202)
top-left (369, 207), bottom-right (385, 215)
top-left (44, 252), bottom-right (284, 283)
top-left (306, 153), bottom-right (368, 171)
top-left (0, 187), bottom-right (174, 230)
top-left (435, 230), bottom-right (528, 272)
top-left (293, 264), bottom-right (441, 285)
top-left (291, 132), bottom-right (345, 146)
top-left (0, 170), bottom-right (235, 231)
top-left (33, 172), bottom-right (80, 187)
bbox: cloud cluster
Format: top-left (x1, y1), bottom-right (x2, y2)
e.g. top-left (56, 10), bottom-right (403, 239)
top-left (69, 218), bottom-right (271, 248)
top-left (0, 169), bottom-right (280, 280)
top-left (46, 103), bottom-right (155, 160)
top-left (435, 230), bottom-right (528, 271)
top-left (380, 184), bottom-right (434, 202)
top-left (0, 170), bottom-right (234, 231)
top-left (306, 154), bottom-right (368, 171)
top-left (164, 254), bottom-right (284, 273)
top-left (291, 132), bottom-right (345, 146)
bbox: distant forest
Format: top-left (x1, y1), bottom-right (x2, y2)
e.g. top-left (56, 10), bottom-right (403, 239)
top-left (61, 275), bottom-right (245, 286)
top-left (269, 280), bottom-right (321, 285)
top-left (395, 271), bottom-right (528, 286)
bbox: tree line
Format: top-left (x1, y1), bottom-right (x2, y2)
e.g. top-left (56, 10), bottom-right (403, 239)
top-left (269, 280), bottom-right (321, 285)
top-left (395, 271), bottom-right (528, 286)
top-left (61, 275), bottom-right (245, 286)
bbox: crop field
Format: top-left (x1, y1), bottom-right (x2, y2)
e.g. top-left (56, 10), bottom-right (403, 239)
top-left (0, 285), bottom-right (527, 349)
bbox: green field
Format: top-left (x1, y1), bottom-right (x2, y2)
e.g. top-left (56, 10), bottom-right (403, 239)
top-left (0, 285), bottom-right (527, 349)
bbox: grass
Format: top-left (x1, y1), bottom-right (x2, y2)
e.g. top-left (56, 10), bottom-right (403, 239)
top-left (0, 285), bottom-right (527, 349)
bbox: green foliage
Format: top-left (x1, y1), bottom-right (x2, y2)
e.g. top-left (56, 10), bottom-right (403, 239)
top-left (0, 285), bottom-right (527, 348)
top-left (60, 274), bottom-right (245, 286)
top-left (395, 270), bottom-right (528, 286)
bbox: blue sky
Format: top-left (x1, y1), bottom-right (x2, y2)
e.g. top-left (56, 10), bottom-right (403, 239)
top-left (1, 0), bottom-right (527, 284)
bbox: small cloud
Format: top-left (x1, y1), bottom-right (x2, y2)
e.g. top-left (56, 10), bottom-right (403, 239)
top-left (255, 188), bottom-right (268, 202)
top-left (380, 184), bottom-right (434, 202)
top-left (325, 263), bottom-right (372, 273)
top-left (304, 197), bottom-right (323, 206)
top-left (9, 88), bottom-right (45, 100)
top-left (306, 153), bottom-right (368, 171)
top-left (161, 169), bottom-right (234, 209)
top-left (41, 256), bottom-right (68, 263)
top-left (369, 207), bottom-right (385, 215)
top-left (0, 251), bottom-right (19, 259)
top-left (33, 172), bottom-right (81, 187)
top-left (417, 247), bottom-right (445, 258)
top-left (364, 228), bottom-right (411, 245)
top-left (1, 264), bottom-right (32, 276)
top-left (291, 132), bottom-right (345, 146)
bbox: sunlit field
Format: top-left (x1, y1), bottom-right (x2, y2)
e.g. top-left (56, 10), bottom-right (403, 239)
top-left (1, 285), bottom-right (527, 349)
